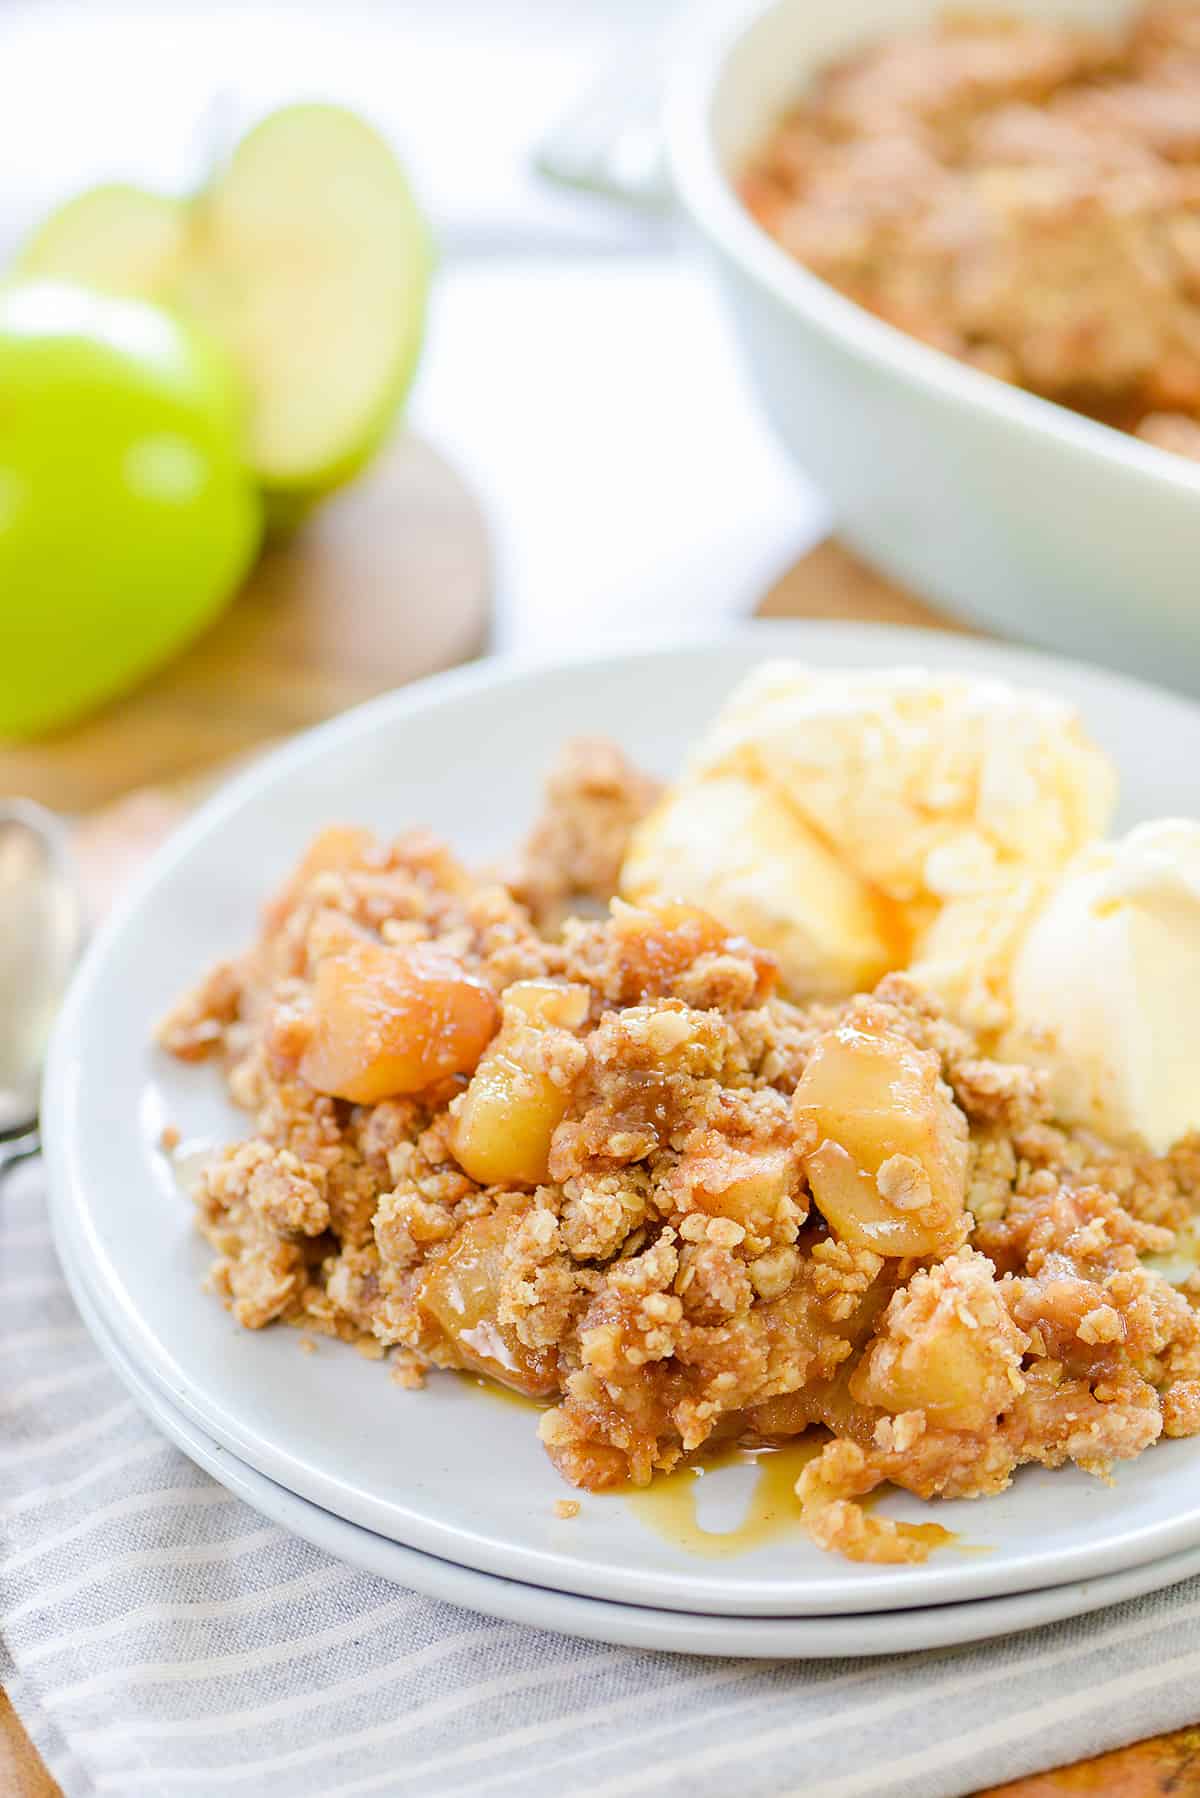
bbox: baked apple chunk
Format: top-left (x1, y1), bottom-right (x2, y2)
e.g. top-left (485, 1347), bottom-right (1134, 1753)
top-left (793, 1022), bottom-right (968, 1257)
top-left (416, 1212), bottom-right (559, 1397)
top-left (449, 979), bottom-right (590, 1187)
top-left (300, 939), bottom-right (498, 1103)
top-left (850, 1248), bottom-right (1028, 1432)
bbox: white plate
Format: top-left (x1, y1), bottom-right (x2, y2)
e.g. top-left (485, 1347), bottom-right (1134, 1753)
top-left (43, 623), bottom-right (1200, 1618)
top-left (52, 1177), bottom-right (1200, 1659)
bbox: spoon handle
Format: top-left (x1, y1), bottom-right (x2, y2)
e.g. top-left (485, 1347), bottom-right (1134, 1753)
top-left (0, 1125), bottom-right (41, 1179)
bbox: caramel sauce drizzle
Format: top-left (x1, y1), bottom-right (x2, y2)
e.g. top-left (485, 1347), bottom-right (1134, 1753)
top-left (624, 1441), bottom-right (825, 1559)
top-left (465, 1375), bottom-right (980, 1560)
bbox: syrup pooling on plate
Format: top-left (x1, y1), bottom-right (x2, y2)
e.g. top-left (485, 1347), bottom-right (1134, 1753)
top-left (480, 1383), bottom-right (840, 1558)
top-left (470, 1375), bottom-right (975, 1559)
top-left (463, 1373), bottom-right (550, 1412)
top-left (625, 1442), bottom-right (978, 1560)
top-left (625, 1440), bottom-right (824, 1559)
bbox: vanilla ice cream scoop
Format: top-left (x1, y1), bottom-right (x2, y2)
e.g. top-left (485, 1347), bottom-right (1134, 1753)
top-left (1003, 820), bottom-right (1200, 1152)
top-left (622, 662), bottom-right (1116, 1000)
top-left (906, 874), bottom-right (1058, 1036)
top-left (621, 772), bottom-right (899, 998)
top-left (688, 663), bottom-right (1116, 927)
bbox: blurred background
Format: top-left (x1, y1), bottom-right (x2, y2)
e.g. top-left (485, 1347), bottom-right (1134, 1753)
top-left (0, 0), bottom-right (822, 667)
top-left (5, 0), bottom-right (1200, 823)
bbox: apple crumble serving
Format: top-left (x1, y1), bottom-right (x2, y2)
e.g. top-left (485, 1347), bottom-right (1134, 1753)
top-left (741, 1), bottom-right (1200, 461)
top-left (160, 734), bottom-right (1200, 1564)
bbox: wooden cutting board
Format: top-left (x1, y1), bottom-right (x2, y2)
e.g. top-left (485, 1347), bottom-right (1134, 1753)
top-left (3, 529), bottom-right (1195, 1798)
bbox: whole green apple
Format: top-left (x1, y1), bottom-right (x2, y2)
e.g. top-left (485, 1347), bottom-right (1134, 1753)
top-left (0, 280), bottom-right (262, 737)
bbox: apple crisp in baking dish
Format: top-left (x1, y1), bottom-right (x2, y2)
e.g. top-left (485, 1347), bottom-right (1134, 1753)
top-left (741, 2), bottom-right (1200, 462)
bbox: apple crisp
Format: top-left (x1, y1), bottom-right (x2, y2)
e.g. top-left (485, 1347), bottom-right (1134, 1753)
top-left (741, 1), bottom-right (1200, 460)
top-left (160, 740), bottom-right (1200, 1563)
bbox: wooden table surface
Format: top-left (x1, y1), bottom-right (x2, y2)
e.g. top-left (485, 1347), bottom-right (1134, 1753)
top-left (3, 520), bottom-right (1196, 1798)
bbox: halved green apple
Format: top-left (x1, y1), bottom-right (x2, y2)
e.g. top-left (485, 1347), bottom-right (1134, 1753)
top-left (17, 105), bottom-right (433, 505)
top-left (179, 105), bottom-right (433, 503)
top-left (18, 183), bottom-right (186, 297)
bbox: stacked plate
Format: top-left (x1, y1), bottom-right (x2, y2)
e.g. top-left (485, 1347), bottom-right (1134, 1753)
top-left (44, 625), bottom-right (1200, 1659)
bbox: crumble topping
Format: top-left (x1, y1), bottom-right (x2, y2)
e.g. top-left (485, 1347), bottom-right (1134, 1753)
top-left (500, 736), bottom-right (662, 930)
top-left (161, 738), bottom-right (1200, 1561)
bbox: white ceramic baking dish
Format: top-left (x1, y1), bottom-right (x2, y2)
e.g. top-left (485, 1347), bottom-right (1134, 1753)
top-left (665, 0), bottom-right (1200, 691)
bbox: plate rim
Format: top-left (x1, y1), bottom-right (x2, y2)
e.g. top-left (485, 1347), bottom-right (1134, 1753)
top-left (43, 621), bottom-right (1200, 1617)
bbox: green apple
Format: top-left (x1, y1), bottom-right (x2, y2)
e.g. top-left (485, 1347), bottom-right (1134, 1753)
top-left (18, 183), bottom-right (186, 298)
top-left (18, 105), bottom-right (434, 506)
top-left (0, 279), bottom-right (262, 738)
top-left (182, 105), bottom-right (434, 505)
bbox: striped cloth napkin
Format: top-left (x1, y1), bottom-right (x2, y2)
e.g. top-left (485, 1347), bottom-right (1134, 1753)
top-left (5, 1157), bottom-right (1200, 1798)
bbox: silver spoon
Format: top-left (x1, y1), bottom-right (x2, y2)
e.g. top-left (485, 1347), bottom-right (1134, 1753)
top-left (0, 800), bottom-right (85, 1175)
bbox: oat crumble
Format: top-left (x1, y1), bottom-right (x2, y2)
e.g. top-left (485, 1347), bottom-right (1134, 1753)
top-left (160, 738), bottom-right (1200, 1563)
